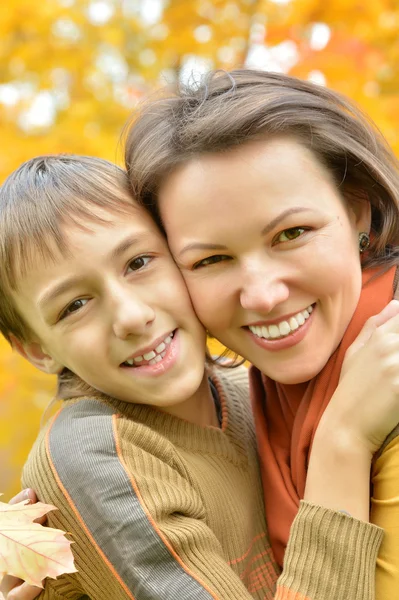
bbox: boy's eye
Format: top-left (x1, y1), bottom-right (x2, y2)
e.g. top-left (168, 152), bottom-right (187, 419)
top-left (60, 298), bottom-right (88, 320)
top-left (275, 227), bottom-right (307, 243)
top-left (193, 255), bottom-right (231, 269)
top-left (127, 255), bottom-right (152, 272)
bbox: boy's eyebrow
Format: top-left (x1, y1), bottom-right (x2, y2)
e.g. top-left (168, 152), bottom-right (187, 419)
top-left (38, 276), bottom-right (87, 310)
top-left (38, 233), bottom-right (147, 309)
top-left (109, 233), bottom-right (147, 261)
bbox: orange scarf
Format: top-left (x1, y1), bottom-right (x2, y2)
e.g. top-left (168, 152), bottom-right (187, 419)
top-left (250, 265), bottom-right (397, 568)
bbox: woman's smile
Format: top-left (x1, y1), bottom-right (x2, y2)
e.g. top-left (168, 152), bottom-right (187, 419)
top-left (246, 304), bottom-right (315, 352)
top-left (159, 136), bottom-right (371, 384)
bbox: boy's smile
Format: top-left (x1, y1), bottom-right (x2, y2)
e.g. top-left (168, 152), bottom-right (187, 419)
top-left (12, 206), bottom-right (208, 412)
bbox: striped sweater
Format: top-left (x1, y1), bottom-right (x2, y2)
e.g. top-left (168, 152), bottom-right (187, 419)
top-left (22, 367), bottom-right (382, 599)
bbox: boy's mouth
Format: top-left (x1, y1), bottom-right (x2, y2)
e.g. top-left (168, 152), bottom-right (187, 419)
top-left (121, 330), bottom-right (175, 368)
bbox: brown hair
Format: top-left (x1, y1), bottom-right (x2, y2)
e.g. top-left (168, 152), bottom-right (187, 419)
top-left (0, 155), bottom-right (138, 398)
top-left (124, 69), bottom-right (399, 268)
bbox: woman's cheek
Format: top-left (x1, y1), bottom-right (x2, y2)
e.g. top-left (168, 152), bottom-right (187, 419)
top-left (190, 278), bottom-right (230, 330)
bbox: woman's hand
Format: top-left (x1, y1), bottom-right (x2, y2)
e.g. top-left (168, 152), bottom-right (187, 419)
top-left (0, 490), bottom-right (42, 600)
top-left (325, 299), bottom-right (399, 455)
top-left (305, 299), bottom-right (399, 521)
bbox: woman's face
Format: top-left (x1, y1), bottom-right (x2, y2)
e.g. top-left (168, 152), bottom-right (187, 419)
top-left (158, 137), bottom-right (370, 384)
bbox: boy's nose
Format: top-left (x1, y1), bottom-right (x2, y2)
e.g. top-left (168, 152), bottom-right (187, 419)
top-left (112, 294), bottom-right (155, 339)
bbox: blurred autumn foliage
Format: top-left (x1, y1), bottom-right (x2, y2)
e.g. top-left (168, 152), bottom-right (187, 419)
top-left (1, 0), bottom-right (399, 499)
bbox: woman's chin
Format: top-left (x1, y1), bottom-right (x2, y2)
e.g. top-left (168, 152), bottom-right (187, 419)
top-left (254, 357), bottom-right (330, 385)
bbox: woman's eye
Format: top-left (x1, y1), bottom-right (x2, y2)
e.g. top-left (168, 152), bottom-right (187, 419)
top-left (193, 255), bottom-right (231, 269)
top-left (276, 227), bottom-right (307, 243)
top-left (60, 298), bottom-right (88, 320)
top-left (127, 256), bottom-right (152, 272)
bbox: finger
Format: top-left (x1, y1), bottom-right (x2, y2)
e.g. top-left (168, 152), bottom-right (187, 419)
top-left (7, 582), bottom-right (42, 600)
top-left (9, 489), bottom-right (37, 506)
top-left (8, 489), bottom-right (46, 525)
top-left (378, 301), bottom-right (399, 334)
top-left (1, 575), bottom-right (21, 597)
top-left (347, 300), bottom-right (399, 356)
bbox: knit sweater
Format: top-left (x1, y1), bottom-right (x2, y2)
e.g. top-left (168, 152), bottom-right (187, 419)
top-left (371, 426), bottom-right (399, 599)
top-left (22, 367), bottom-right (383, 600)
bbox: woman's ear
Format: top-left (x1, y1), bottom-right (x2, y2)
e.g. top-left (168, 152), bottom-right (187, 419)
top-left (347, 190), bottom-right (372, 233)
top-left (10, 335), bottom-right (64, 374)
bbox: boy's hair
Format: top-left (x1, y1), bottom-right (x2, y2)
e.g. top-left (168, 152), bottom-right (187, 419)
top-left (124, 68), bottom-right (399, 270)
top-left (0, 155), bottom-right (137, 399)
top-left (0, 154), bottom-right (135, 344)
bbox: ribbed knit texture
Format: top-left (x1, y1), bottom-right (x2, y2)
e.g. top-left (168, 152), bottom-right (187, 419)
top-left (22, 367), bottom-right (383, 599)
top-left (371, 428), bottom-right (399, 599)
top-left (278, 502), bottom-right (383, 599)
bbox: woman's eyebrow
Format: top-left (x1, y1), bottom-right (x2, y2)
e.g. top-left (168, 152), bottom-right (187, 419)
top-left (178, 242), bottom-right (228, 258)
top-left (179, 207), bottom-right (314, 257)
top-left (261, 207), bottom-right (313, 236)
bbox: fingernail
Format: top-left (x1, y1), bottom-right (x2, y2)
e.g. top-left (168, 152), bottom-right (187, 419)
top-left (24, 489), bottom-right (32, 504)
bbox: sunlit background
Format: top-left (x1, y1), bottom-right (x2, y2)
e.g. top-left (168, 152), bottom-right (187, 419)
top-left (2, 0), bottom-right (399, 499)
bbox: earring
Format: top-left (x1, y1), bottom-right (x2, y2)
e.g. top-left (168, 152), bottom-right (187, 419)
top-left (358, 232), bottom-right (370, 253)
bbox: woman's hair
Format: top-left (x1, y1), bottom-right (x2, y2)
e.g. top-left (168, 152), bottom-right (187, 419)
top-left (124, 68), bottom-right (399, 270)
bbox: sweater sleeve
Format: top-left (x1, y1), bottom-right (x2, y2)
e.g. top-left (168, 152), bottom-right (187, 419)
top-left (371, 430), bottom-right (399, 600)
top-left (279, 501), bottom-right (383, 600)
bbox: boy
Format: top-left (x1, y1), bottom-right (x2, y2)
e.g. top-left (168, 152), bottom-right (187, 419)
top-left (0, 155), bottom-right (383, 600)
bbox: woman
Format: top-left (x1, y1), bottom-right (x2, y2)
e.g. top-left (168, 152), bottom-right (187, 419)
top-left (122, 69), bottom-right (399, 597)
top-left (5, 70), bottom-right (399, 598)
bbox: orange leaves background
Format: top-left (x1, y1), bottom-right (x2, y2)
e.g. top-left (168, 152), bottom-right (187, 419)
top-left (1, 0), bottom-right (399, 500)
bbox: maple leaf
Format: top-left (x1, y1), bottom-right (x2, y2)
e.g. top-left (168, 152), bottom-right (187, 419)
top-left (0, 494), bottom-right (77, 588)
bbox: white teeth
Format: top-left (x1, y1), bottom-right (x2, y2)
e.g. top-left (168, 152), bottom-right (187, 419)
top-left (261, 326), bottom-right (270, 339)
top-left (269, 325), bottom-right (280, 339)
top-left (279, 321), bottom-right (291, 336)
top-left (149, 356), bottom-right (163, 365)
top-left (248, 305), bottom-right (314, 341)
top-left (122, 331), bottom-right (175, 367)
top-left (296, 313), bottom-right (305, 326)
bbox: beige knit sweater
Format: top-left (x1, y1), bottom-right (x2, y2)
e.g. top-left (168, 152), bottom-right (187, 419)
top-left (22, 367), bottom-right (382, 599)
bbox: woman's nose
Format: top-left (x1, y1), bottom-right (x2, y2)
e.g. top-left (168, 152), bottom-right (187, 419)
top-left (239, 267), bottom-right (289, 314)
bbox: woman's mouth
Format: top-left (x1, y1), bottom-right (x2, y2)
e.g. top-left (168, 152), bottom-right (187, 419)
top-left (248, 305), bottom-right (314, 341)
top-left (246, 304), bottom-right (316, 352)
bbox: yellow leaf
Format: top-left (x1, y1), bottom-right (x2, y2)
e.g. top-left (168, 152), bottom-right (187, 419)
top-left (0, 495), bottom-right (77, 587)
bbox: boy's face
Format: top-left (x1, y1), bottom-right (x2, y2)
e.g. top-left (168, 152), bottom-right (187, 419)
top-left (12, 206), bottom-right (207, 408)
